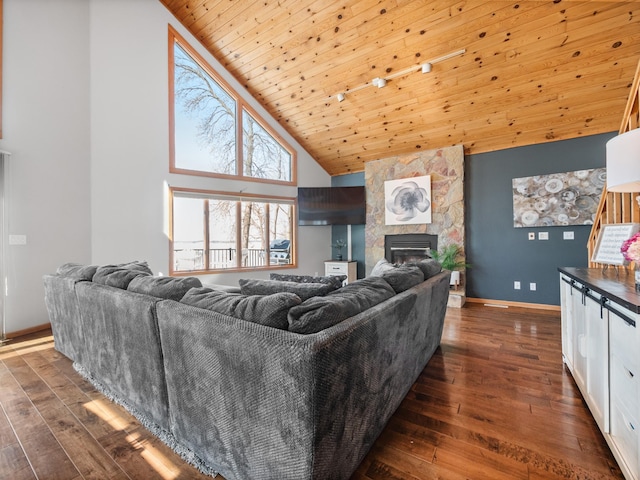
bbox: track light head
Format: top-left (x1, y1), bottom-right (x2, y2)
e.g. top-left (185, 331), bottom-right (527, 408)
top-left (373, 77), bottom-right (387, 88)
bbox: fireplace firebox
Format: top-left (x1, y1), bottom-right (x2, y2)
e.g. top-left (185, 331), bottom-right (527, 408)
top-left (384, 234), bottom-right (438, 264)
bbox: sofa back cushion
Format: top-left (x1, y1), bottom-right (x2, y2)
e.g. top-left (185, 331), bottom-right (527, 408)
top-left (370, 258), bottom-right (426, 293)
top-left (92, 261), bottom-right (153, 289)
top-left (377, 264), bottom-right (424, 293)
top-left (181, 287), bottom-right (301, 330)
top-left (410, 258), bottom-right (442, 280)
top-left (269, 273), bottom-right (346, 289)
top-left (370, 258), bottom-right (396, 276)
top-left (288, 276), bottom-right (396, 334)
top-left (239, 278), bottom-right (337, 301)
top-left (56, 262), bottom-right (98, 281)
top-left (127, 275), bottom-right (202, 301)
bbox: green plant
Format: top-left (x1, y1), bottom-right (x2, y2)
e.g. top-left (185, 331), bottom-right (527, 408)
top-left (431, 244), bottom-right (470, 271)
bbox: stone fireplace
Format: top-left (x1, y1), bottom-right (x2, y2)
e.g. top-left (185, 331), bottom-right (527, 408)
top-left (364, 144), bottom-right (466, 306)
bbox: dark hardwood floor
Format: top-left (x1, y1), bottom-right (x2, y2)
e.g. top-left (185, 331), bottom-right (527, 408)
top-left (0, 304), bottom-right (623, 480)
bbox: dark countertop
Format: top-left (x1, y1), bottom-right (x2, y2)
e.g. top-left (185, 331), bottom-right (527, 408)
top-left (559, 267), bottom-right (640, 314)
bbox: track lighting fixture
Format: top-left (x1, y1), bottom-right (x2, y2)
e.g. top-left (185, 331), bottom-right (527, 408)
top-left (330, 48), bottom-right (465, 102)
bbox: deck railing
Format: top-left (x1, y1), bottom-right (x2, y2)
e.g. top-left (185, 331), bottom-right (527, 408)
top-left (174, 247), bottom-right (290, 271)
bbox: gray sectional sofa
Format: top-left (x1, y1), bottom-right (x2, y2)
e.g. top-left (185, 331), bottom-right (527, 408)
top-left (43, 260), bottom-right (450, 480)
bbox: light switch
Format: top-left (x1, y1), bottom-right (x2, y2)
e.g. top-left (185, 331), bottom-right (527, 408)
top-left (9, 234), bottom-right (27, 245)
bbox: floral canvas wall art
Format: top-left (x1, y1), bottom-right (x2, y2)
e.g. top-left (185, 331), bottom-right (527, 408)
top-left (384, 175), bottom-right (432, 225)
top-left (512, 168), bottom-right (606, 228)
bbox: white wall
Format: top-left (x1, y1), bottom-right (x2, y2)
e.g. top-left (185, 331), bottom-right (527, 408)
top-left (89, 0), bottom-right (331, 287)
top-left (0, 0), bottom-right (91, 333)
top-left (0, 0), bottom-right (330, 334)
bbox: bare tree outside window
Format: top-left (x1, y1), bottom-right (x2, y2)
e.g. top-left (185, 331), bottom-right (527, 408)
top-left (173, 44), bottom-right (292, 183)
top-left (174, 44), bottom-right (236, 175)
top-left (242, 111), bottom-right (291, 182)
top-left (170, 32), bottom-right (296, 273)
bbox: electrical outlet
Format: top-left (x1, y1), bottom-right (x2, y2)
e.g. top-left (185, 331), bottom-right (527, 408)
top-left (563, 231), bottom-right (574, 240)
top-left (538, 232), bottom-right (549, 240)
top-left (528, 232), bottom-right (535, 240)
top-left (514, 281), bottom-right (521, 290)
top-left (530, 282), bottom-right (537, 291)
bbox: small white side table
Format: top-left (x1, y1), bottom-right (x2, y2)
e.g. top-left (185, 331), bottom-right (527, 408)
top-left (324, 261), bottom-right (357, 284)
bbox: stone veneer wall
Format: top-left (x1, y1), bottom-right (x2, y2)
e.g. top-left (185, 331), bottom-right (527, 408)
top-left (364, 145), bottom-right (465, 274)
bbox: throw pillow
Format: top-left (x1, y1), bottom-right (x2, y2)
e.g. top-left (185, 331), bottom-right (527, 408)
top-left (269, 273), bottom-right (346, 289)
top-left (181, 287), bottom-right (301, 330)
top-left (288, 276), bottom-right (395, 334)
top-left (410, 258), bottom-right (442, 280)
top-left (239, 278), bottom-right (336, 301)
top-left (370, 258), bottom-right (396, 276)
top-left (127, 275), bottom-right (202, 301)
top-left (56, 263), bottom-right (98, 281)
top-left (379, 264), bottom-right (425, 293)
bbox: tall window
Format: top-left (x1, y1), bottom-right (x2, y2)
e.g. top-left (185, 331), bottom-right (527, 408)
top-left (169, 27), bottom-right (295, 184)
top-left (170, 188), bottom-right (295, 274)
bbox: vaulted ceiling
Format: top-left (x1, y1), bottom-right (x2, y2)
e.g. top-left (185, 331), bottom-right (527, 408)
top-left (161, 0), bottom-right (640, 176)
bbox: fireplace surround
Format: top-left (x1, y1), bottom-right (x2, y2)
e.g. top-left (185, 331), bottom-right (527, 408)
top-left (364, 144), bottom-right (465, 306)
top-left (385, 234), bottom-right (438, 265)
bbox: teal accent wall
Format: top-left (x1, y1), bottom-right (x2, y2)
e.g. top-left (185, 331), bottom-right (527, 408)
top-left (466, 131), bottom-right (616, 305)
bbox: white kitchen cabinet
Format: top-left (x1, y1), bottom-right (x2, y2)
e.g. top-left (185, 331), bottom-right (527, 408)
top-left (560, 273), bottom-right (608, 433)
top-left (584, 290), bottom-right (608, 433)
top-left (559, 267), bottom-right (640, 480)
top-left (609, 306), bottom-right (640, 480)
top-left (560, 275), bottom-right (575, 371)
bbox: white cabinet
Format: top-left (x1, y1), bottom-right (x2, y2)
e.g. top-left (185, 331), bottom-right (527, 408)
top-left (585, 291), bottom-right (608, 433)
top-left (560, 275), bottom-right (575, 371)
top-left (572, 284), bottom-right (588, 389)
top-left (560, 273), bottom-right (609, 433)
top-left (559, 268), bottom-right (640, 480)
top-left (324, 261), bottom-right (357, 284)
top-left (609, 306), bottom-right (640, 480)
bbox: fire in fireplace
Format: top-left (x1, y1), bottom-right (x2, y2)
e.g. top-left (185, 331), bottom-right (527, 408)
top-left (384, 234), bottom-right (438, 264)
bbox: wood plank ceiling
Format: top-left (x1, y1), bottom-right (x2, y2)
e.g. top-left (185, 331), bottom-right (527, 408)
top-left (160, 0), bottom-right (640, 176)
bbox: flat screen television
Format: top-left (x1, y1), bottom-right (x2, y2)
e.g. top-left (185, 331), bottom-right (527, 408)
top-left (297, 186), bottom-right (366, 226)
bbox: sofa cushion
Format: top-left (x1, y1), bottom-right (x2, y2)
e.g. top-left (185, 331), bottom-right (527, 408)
top-left (370, 258), bottom-right (396, 276)
top-left (410, 258), bottom-right (442, 280)
top-left (270, 273), bottom-right (346, 289)
top-left (288, 276), bottom-right (395, 334)
top-left (378, 264), bottom-right (425, 293)
top-left (239, 278), bottom-right (336, 301)
top-left (92, 262), bottom-right (153, 289)
top-left (181, 287), bottom-right (301, 330)
top-left (56, 263), bottom-right (98, 281)
top-left (127, 275), bottom-right (202, 301)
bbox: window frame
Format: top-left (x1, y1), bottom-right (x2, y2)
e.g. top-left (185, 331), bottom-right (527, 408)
top-left (169, 186), bottom-right (297, 275)
top-left (168, 26), bottom-right (297, 185)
